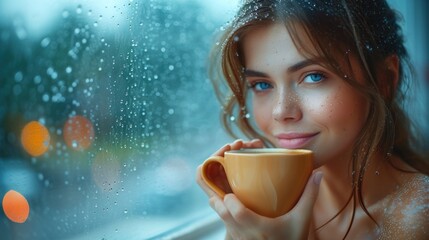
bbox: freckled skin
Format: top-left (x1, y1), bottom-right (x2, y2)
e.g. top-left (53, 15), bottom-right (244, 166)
top-left (243, 23), bottom-right (369, 168)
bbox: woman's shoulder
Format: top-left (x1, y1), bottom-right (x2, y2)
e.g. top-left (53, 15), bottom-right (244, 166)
top-left (379, 173), bottom-right (429, 239)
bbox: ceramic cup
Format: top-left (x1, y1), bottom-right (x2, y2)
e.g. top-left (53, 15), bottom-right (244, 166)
top-left (201, 148), bottom-right (313, 218)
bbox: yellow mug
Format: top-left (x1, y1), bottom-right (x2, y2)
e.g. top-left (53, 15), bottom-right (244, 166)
top-left (201, 148), bottom-right (313, 218)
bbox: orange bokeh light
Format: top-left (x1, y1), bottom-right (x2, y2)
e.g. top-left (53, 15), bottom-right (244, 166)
top-left (2, 190), bottom-right (30, 223)
top-left (21, 121), bottom-right (50, 157)
top-left (63, 115), bottom-right (95, 151)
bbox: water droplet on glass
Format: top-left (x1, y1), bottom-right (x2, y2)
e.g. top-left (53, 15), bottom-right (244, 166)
top-left (41, 37), bottom-right (51, 47)
top-left (14, 72), bottom-right (23, 82)
top-left (66, 66), bottom-right (72, 74)
top-left (76, 5), bottom-right (82, 14)
top-left (62, 10), bottom-right (70, 18)
top-left (42, 94), bottom-right (50, 102)
top-left (34, 75), bottom-right (42, 84)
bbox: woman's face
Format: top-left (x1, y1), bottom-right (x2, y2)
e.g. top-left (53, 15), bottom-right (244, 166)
top-left (242, 23), bottom-right (369, 167)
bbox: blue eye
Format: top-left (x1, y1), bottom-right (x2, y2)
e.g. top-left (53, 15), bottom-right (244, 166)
top-left (250, 82), bottom-right (272, 92)
top-left (303, 73), bottom-right (325, 83)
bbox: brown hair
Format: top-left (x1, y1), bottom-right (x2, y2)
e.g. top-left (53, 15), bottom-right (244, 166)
top-left (209, 0), bottom-right (429, 238)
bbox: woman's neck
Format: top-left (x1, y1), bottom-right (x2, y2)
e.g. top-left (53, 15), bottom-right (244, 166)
top-left (313, 151), bottom-right (405, 225)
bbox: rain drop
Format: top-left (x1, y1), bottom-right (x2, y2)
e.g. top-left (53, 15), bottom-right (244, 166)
top-left (14, 72), bottom-right (23, 82)
top-left (62, 10), bottom-right (70, 18)
top-left (76, 5), bottom-right (82, 14)
top-left (66, 66), bottom-right (72, 74)
top-left (42, 94), bottom-right (50, 102)
top-left (34, 75), bottom-right (42, 84)
top-left (41, 38), bottom-right (51, 47)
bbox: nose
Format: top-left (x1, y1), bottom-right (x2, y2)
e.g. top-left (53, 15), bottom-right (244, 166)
top-left (272, 89), bottom-right (302, 122)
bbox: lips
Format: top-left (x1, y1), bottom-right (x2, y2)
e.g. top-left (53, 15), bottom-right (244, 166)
top-left (275, 132), bottom-right (319, 149)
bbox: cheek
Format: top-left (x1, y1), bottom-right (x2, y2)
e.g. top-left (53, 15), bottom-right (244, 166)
top-left (252, 100), bottom-right (272, 131)
top-left (306, 87), bottom-right (368, 131)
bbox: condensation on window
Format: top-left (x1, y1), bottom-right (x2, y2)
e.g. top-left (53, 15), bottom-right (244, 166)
top-left (0, 0), bottom-right (238, 239)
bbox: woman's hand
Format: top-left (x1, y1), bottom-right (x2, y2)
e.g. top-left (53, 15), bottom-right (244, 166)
top-left (196, 139), bottom-right (322, 240)
top-left (210, 171), bottom-right (322, 240)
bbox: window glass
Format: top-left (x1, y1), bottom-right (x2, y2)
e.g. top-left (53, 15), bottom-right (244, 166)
top-left (0, 0), bottom-right (237, 239)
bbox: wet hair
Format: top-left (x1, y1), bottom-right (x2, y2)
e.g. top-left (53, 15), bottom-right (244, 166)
top-left (209, 0), bottom-right (429, 238)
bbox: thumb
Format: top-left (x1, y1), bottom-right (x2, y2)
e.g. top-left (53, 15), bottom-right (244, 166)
top-left (290, 171), bottom-right (323, 220)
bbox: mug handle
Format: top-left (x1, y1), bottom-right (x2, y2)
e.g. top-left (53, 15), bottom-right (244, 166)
top-left (201, 156), bottom-right (227, 198)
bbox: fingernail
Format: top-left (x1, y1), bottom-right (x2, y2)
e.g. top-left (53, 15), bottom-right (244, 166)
top-left (313, 172), bottom-right (323, 185)
top-left (223, 194), bottom-right (234, 208)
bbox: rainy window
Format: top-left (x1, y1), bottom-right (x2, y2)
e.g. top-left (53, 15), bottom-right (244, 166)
top-left (0, 0), bottom-right (427, 239)
top-left (0, 0), bottom-right (238, 239)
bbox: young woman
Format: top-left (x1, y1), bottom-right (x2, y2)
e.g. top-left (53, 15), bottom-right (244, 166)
top-left (196, 0), bottom-right (429, 239)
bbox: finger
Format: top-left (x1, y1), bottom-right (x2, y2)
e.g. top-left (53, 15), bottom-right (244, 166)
top-left (210, 196), bottom-right (239, 225)
top-left (229, 139), bottom-right (244, 150)
top-left (223, 193), bottom-right (263, 226)
top-left (213, 144), bottom-right (232, 157)
top-left (242, 138), bottom-right (264, 149)
top-left (213, 140), bottom-right (245, 157)
top-left (250, 138), bottom-right (264, 148)
top-left (210, 197), bottom-right (243, 240)
top-left (288, 172), bottom-right (323, 222)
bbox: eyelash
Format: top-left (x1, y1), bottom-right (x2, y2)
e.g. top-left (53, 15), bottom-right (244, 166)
top-left (301, 72), bottom-right (327, 84)
top-left (247, 71), bottom-right (328, 93)
top-left (248, 81), bottom-right (273, 92)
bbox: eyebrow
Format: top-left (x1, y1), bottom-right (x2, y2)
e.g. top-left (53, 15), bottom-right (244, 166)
top-left (243, 58), bottom-right (323, 77)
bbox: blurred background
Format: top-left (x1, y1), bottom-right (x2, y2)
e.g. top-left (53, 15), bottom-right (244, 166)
top-left (0, 0), bottom-right (427, 239)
